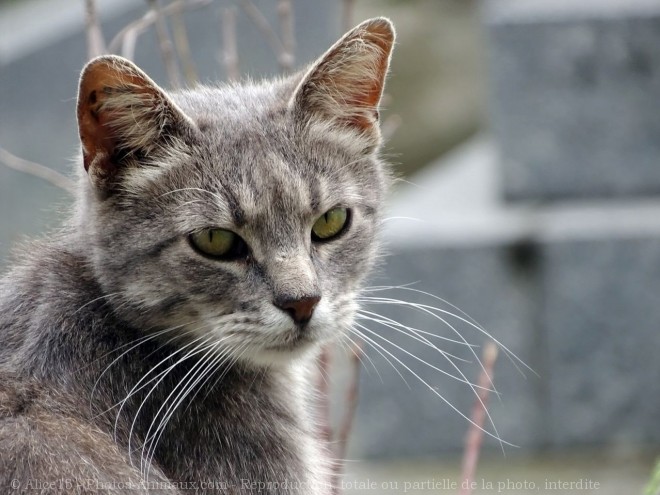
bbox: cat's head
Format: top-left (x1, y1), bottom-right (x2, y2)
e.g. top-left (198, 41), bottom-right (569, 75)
top-left (75, 18), bottom-right (395, 366)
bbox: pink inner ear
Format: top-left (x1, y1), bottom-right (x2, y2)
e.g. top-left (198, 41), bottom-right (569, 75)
top-left (76, 57), bottom-right (159, 178)
top-left (79, 87), bottom-right (116, 173)
top-left (298, 19), bottom-right (395, 132)
top-left (350, 21), bottom-right (394, 110)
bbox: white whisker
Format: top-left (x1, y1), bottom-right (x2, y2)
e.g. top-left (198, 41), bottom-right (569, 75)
top-left (358, 295), bottom-right (500, 398)
top-left (90, 324), bottom-right (197, 417)
top-left (73, 291), bottom-right (123, 315)
top-left (351, 324), bottom-right (513, 448)
top-left (357, 308), bottom-right (478, 351)
top-left (347, 326), bottom-right (410, 388)
top-left (362, 285), bottom-right (535, 376)
top-left (141, 339), bottom-right (236, 478)
top-left (124, 331), bottom-right (218, 466)
top-left (354, 320), bottom-right (494, 393)
top-left (338, 333), bottom-right (380, 380)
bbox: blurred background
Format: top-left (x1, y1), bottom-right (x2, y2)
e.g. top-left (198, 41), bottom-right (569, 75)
top-left (1, 0), bottom-right (659, 493)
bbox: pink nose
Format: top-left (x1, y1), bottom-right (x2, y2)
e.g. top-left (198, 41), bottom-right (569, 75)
top-left (274, 296), bottom-right (321, 324)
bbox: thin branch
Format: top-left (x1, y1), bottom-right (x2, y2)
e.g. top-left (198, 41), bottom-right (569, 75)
top-left (333, 340), bottom-right (363, 492)
top-left (277, 0), bottom-right (295, 72)
top-left (120, 28), bottom-right (140, 60)
top-left (108, 0), bottom-right (211, 60)
top-left (459, 341), bottom-right (499, 495)
top-left (240, 0), bottom-right (290, 73)
top-left (171, 6), bottom-right (198, 85)
top-left (84, 0), bottom-right (107, 59)
top-left (171, 10), bottom-right (199, 86)
top-left (221, 7), bottom-right (240, 81)
top-left (148, 0), bottom-right (183, 88)
top-left (109, 6), bottom-right (157, 57)
top-left (0, 147), bottom-right (75, 195)
top-left (316, 346), bottom-right (333, 443)
top-left (341, 0), bottom-right (356, 32)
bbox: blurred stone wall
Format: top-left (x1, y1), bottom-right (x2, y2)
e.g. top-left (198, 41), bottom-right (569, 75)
top-left (348, 0), bottom-right (660, 459)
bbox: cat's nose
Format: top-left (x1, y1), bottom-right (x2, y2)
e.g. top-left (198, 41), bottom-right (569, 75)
top-left (274, 295), bottom-right (321, 325)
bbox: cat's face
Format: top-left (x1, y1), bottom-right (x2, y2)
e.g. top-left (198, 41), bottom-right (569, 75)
top-left (76, 19), bottom-right (394, 366)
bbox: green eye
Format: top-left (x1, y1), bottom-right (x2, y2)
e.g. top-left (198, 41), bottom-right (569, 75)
top-left (312, 207), bottom-right (350, 241)
top-left (189, 228), bottom-right (247, 259)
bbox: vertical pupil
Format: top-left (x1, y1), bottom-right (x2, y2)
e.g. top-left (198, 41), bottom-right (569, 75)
top-left (208, 230), bottom-right (213, 243)
top-left (324, 212), bottom-right (329, 224)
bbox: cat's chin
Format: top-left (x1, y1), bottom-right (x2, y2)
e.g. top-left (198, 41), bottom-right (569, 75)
top-left (243, 339), bottom-right (323, 368)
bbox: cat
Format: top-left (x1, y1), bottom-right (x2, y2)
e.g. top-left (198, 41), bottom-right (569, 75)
top-left (0, 17), bottom-right (394, 495)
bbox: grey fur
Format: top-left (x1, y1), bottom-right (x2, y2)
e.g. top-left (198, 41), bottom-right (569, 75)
top-left (0, 18), bottom-right (394, 494)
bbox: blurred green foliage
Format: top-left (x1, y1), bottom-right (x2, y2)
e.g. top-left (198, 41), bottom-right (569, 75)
top-left (646, 459), bottom-right (660, 495)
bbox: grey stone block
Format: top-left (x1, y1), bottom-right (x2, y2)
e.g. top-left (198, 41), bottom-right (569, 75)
top-left (541, 236), bottom-right (660, 447)
top-left (485, 0), bottom-right (660, 200)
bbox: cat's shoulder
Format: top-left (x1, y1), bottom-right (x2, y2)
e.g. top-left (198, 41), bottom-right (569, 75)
top-left (1, 236), bottom-right (99, 307)
top-left (0, 373), bottom-right (173, 494)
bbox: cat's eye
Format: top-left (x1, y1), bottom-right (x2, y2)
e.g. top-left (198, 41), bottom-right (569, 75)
top-left (189, 228), bottom-right (248, 260)
top-left (311, 207), bottom-right (350, 242)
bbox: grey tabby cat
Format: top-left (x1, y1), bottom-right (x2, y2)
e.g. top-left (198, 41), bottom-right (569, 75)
top-left (0, 17), bottom-right (394, 495)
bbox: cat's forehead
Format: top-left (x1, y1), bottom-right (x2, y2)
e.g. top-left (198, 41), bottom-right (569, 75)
top-left (173, 80), bottom-right (295, 130)
top-left (174, 83), bottom-right (303, 173)
top-left (186, 142), bottom-right (358, 228)
top-left (171, 83), bottom-right (360, 197)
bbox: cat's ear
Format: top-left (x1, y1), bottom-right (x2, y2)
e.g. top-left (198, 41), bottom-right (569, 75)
top-left (291, 17), bottom-right (395, 143)
top-left (77, 55), bottom-right (194, 191)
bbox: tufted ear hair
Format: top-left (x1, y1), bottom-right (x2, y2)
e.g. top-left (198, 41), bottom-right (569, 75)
top-left (77, 55), bottom-right (194, 191)
top-left (290, 17), bottom-right (395, 142)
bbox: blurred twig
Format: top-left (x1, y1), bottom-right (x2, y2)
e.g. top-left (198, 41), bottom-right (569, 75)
top-left (171, 6), bottom-right (198, 85)
top-left (315, 341), bottom-right (363, 494)
top-left (84, 0), bottom-right (106, 59)
top-left (277, 0), bottom-right (295, 72)
top-left (240, 0), bottom-right (290, 73)
top-left (0, 147), bottom-right (75, 195)
top-left (316, 347), bottom-right (333, 444)
top-left (221, 7), bottom-right (240, 81)
top-left (459, 342), bottom-right (499, 495)
top-left (148, 0), bottom-right (183, 88)
top-left (341, 0), bottom-right (356, 32)
top-left (108, 0), bottom-right (211, 60)
top-left (333, 340), bottom-right (363, 494)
